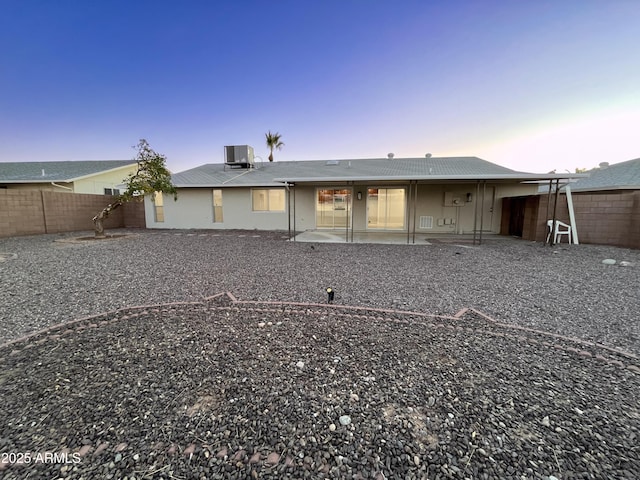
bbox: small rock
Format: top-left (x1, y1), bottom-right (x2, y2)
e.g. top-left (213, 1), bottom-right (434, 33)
top-left (265, 452), bottom-right (280, 465)
top-left (542, 416), bottom-right (551, 427)
top-left (619, 261), bottom-right (633, 267)
top-left (329, 424), bottom-right (336, 431)
top-left (427, 396), bottom-right (435, 407)
top-left (349, 393), bottom-right (359, 402)
top-left (339, 415), bottom-right (351, 426)
top-left (602, 259), bottom-right (616, 265)
top-left (296, 361), bottom-right (305, 369)
top-left (114, 453), bottom-right (122, 463)
top-left (258, 322), bottom-right (266, 328)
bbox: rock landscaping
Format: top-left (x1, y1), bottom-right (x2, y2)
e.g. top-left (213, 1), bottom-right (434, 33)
top-left (0, 229), bottom-right (638, 479)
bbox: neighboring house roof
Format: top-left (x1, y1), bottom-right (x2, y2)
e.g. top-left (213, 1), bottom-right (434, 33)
top-left (172, 157), bottom-right (583, 188)
top-left (568, 158), bottom-right (640, 192)
top-left (0, 161), bottom-right (137, 183)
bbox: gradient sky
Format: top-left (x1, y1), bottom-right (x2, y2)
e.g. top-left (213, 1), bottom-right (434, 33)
top-left (1, 0), bottom-right (639, 174)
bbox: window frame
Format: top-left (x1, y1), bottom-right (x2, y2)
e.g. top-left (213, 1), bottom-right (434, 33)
top-left (153, 191), bottom-right (165, 223)
top-left (251, 188), bottom-right (286, 212)
top-left (212, 189), bottom-right (223, 223)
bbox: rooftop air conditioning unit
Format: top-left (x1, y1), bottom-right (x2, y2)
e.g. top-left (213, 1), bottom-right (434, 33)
top-left (224, 145), bottom-right (255, 166)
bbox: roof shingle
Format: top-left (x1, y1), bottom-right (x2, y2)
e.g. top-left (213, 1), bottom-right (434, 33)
top-left (569, 158), bottom-right (640, 192)
top-left (171, 156), bottom-right (575, 187)
top-left (0, 161), bottom-right (137, 183)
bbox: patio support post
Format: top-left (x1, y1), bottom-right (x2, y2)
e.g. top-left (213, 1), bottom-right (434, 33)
top-left (406, 182), bottom-right (411, 244)
top-left (351, 183), bottom-right (354, 243)
top-left (412, 181), bottom-right (418, 244)
top-left (551, 178), bottom-right (560, 246)
top-left (473, 181), bottom-right (480, 245)
top-left (566, 184), bottom-right (579, 244)
top-left (479, 181), bottom-right (486, 245)
top-left (345, 182), bottom-right (350, 243)
top-left (545, 180), bottom-right (552, 245)
top-left (286, 183), bottom-right (291, 241)
top-left (293, 184), bottom-right (296, 241)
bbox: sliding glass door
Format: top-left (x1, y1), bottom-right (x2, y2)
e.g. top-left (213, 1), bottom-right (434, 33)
top-left (367, 188), bottom-right (405, 230)
top-left (316, 189), bottom-right (352, 228)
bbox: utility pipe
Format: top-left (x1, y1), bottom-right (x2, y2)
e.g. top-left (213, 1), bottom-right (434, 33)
top-left (50, 182), bottom-right (73, 191)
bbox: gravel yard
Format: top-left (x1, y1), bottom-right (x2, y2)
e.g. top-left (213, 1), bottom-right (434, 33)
top-left (0, 229), bottom-right (639, 479)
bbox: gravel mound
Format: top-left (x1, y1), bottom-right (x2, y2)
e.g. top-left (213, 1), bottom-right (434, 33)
top-left (1, 300), bottom-right (638, 479)
top-left (0, 229), bottom-right (639, 478)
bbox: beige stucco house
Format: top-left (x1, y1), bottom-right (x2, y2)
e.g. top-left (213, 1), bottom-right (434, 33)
top-left (0, 161), bottom-right (138, 195)
top-left (145, 153), bottom-right (579, 240)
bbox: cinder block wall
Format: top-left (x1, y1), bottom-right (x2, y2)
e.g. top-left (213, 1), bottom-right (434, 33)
top-left (522, 191), bottom-right (639, 249)
top-left (122, 198), bottom-right (147, 228)
top-left (0, 189), bottom-right (47, 236)
top-left (0, 190), bottom-right (144, 238)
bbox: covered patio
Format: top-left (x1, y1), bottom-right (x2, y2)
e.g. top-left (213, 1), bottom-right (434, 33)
top-left (291, 229), bottom-right (519, 246)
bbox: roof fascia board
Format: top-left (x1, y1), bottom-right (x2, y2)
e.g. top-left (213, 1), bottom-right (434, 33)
top-left (569, 186), bottom-right (640, 193)
top-left (1, 179), bottom-right (65, 184)
top-left (272, 173), bottom-right (588, 183)
top-left (174, 183), bottom-right (284, 188)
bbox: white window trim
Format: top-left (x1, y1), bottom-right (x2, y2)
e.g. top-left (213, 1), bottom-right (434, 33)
top-left (251, 188), bottom-right (286, 212)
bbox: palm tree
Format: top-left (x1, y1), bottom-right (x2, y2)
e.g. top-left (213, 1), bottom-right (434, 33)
top-left (265, 131), bottom-right (284, 162)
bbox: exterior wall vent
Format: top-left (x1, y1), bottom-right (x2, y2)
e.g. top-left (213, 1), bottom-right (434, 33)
top-left (225, 145), bottom-right (255, 166)
top-left (419, 216), bottom-right (433, 229)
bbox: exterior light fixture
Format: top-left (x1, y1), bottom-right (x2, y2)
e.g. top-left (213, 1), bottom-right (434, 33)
top-left (326, 287), bottom-right (335, 304)
top-left (357, 192), bottom-right (362, 200)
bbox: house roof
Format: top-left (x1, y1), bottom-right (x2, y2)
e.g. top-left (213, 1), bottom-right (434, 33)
top-left (0, 161), bottom-right (137, 183)
top-left (568, 158), bottom-right (640, 192)
top-left (172, 157), bottom-right (584, 188)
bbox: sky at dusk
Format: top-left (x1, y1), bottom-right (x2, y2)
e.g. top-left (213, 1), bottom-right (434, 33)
top-left (1, 0), bottom-right (639, 174)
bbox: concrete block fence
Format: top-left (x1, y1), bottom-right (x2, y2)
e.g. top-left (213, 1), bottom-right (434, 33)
top-left (0, 190), bottom-right (145, 238)
top-left (521, 191), bottom-right (640, 249)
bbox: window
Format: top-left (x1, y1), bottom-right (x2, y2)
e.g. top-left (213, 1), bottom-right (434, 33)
top-left (252, 189), bottom-right (285, 212)
top-left (154, 191), bottom-right (165, 222)
top-left (212, 189), bottom-right (223, 222)
top-left (104, 188), bottom-right (120, 195)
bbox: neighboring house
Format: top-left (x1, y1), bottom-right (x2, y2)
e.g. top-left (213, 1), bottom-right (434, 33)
top-left (0, 161), bottom-right (138, 195)
top-left (567, 159), bottom-right (640, 193)
top-left (145, 150), bottom-right (580, 240)
top-left (514, 158), bottom-right (640, 249)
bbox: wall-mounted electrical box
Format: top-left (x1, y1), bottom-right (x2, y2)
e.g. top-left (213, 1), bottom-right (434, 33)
top-left (443, 192), bottom-right (466, 207)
